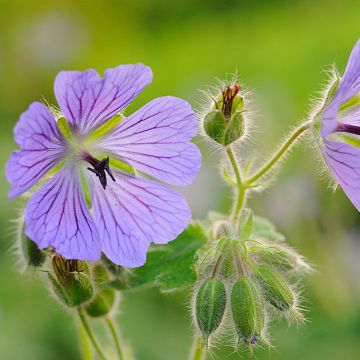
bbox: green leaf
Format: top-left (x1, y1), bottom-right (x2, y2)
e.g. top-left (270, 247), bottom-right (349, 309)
top-left (108, 223), bottom-right (207, 293)
top-left (252, 215), bottom-right (284, 242)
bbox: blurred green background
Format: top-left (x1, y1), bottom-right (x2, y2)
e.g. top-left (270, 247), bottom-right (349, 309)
top-left (1, 0), bottom-right (360, 359)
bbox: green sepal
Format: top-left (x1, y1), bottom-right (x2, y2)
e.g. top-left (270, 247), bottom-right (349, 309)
top-left (48, 273), bottom-right (71, 306)
top-left (223, 111), bottom-right (244, 146)
top-left (231, 95), bottom-right (244, 115)
top-left (64, 272), bottom-right (94, 307)
top-left (203, 110), bottom-right (227, 144)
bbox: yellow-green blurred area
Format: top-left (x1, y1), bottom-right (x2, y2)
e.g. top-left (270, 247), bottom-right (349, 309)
top-left (1, 0), bottom-right (360, 359)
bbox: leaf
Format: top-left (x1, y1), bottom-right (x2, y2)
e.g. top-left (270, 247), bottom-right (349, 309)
top-left (108, 223), bottom-right (207, 293)
top-left (252, 216), bottom-right (285, 242)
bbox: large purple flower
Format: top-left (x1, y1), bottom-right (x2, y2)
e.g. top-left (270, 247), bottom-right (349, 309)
top-left (319, 39), bottom-right (360, 211)
top-left (6, 64), bottom-right (201, 267)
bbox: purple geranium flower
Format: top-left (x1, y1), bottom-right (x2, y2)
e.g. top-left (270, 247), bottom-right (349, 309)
top-left (319, 39), bottom-right (360, 211)
top-left (6, 64), bottom-right (201, 267)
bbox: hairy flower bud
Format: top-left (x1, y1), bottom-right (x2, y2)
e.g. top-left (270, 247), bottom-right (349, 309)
top-left (203, 82), bottom-right (245, 145)
top-left (254, 265), bottom-right (295, 312)
top-left (231, 277), bottom-right (265, 346)
top-left (85, 264), bottom-right (116, 317)
top-left (249, 244), bottom-right (311, 273)
top-left (85, 288), bottom-right (116, 317)
top-left (49, 255), bottom-right (93, 307)
top-left (195, 278), bottom-right (226, 343)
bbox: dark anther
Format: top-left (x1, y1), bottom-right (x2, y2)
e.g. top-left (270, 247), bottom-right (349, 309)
top-left (85, 154), bottom-right (116, 190)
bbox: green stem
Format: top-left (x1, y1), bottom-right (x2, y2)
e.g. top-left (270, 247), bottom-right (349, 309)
top-left (225, 146), bottom-right (246, 223)
top-left (190, 336), bottom-right (206, 360)
top-left (78, 308), bottom-right (109, 360)
top-left (77, 322), bottom-right (94, 360)
top-left (246, 121), bottom-right (311, 186)
top-left (105, 317), bottom-right (125, 360)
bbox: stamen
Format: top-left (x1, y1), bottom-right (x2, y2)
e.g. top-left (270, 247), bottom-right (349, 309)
top-left (83, 152), bottom-right (116, 190)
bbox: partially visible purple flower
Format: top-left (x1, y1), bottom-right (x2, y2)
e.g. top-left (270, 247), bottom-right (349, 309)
top-left (318, 39), bottom-right (360, 211)
top-left (6, 64), bottom-right (201, 267)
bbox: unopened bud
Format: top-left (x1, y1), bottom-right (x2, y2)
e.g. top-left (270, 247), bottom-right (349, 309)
top-left (85, 264), bottom-right (116, 317)
top-left (49, 255), bottom-right (93, 307)
top-left (231, 277), bottom-right (265, 345)
top-left (249, 245), bottom-right (311, 273)
top-left (195, 278), bottom-right (226, 343)
top-left (254, 265), bottom-right (294, 312)
top-left (85, 288), bottom-right (116, 317)
top-left (203, 83), bottom-right (245, 146)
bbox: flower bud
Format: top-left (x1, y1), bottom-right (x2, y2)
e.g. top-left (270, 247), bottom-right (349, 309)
top-left (49, 255), bottom-right (93, 307)
top-left (253, 265), bottom-right (294, 312)
top-left (231, 277), bottom-right (265, 345)
top-left (85, 288), bottom-right (116, 317)
top-left (85, 264), bottom-right (116, 317)
top-left (203, 82), bottom-right (245, 145)
top-left (249, 244), bottom-right (311, 273)
top-left (195, 278), bottom-right (226, 343)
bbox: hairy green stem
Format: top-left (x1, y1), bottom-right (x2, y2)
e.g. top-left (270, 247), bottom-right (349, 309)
top-left (105, 317), bottom-right (125, 360)
top-left (225, 146), bottom-right (247, 223)
top-left (78, 323), bottom-right (94, 360)
top-left (78, 308), bottom-right (109, 360)
top-left (246, 121), bottom-right (311, 186)
top-left (190, 336), bottom-right (207, 360)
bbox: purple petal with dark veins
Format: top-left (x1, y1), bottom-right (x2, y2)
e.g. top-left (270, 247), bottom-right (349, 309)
top-left (322, 40), bottom-right (360, 136)
top-left (89, 170), bottom-right (191, 267)
top-left (97, 96), bottom-right (201, 186)
top-left (6, 102), bottom-right (65, 198)
top-left (323, 139), bottom-right (360, 211)
top-left (54, 64), bottom-right (153, 135)
top-left (25, 166), bottom-right (101, 260)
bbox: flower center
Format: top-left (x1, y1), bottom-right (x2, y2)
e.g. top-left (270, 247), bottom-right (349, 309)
top-left (82, 151), bottom-right (116, 190)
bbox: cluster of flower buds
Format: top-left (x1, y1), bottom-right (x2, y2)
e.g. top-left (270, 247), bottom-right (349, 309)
top-left (203, 79), bottom-right (246, 146)
top-left (193, 210), bottom-right (311, 352)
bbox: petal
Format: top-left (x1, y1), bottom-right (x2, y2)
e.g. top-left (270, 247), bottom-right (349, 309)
top-left (323, 139), bottom-right (360, 211)
top-left (25, 166), bottom-right (101, 260)
top-left (6, 102), bottom-right (65, 198)
top-left (322, 39), bottom-right (360, 135)
top-left (89, 171), bottom-right (191, 267)
top-left (97, 96), bottom-right (202, 185)
top-left (54, 64), bottom-right (153, 135)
